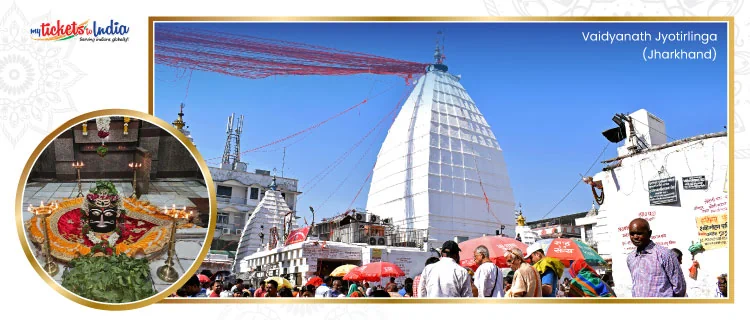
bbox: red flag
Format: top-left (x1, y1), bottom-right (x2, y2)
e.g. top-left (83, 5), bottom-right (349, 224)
top-left (284, 226), bottom-right (311, 246)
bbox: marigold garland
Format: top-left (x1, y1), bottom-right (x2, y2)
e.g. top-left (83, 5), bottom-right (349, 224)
top-left (26, 197), bottom-right (184, 263)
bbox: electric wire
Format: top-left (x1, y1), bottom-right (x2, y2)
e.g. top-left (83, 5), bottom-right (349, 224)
top-left (539, 142), bottom-right (611, 220)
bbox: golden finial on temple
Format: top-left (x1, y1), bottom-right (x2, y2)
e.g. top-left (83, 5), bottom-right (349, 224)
top-left (515, 203), bottom-right (525, 226)
top-left (172, 103), bottom-right (186, 130)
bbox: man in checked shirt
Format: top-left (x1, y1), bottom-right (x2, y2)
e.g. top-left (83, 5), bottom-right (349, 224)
top-left (627, 218), bottom-right (686, 297)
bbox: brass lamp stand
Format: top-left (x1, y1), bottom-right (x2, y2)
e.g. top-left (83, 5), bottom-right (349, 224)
top-left (28, 201), bottom-right (60, 276)
top-left (156, 205), bottom-right (191, 282)
top-left (128, 162), bottom-right (142, 198)
top-left (72, 161), bottom-right (84, 197)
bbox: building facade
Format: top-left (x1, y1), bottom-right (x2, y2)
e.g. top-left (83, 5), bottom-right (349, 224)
top-left (584, 109), bottom-right (728, 297)
top-left (575, 202), bottom-right (605, 256)
top-left (526, 211), bottom-right (588, 240)
top-left (238, 240), bottom-right (433, 288)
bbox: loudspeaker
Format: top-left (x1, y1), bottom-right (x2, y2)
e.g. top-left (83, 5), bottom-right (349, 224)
top-left (377, 237), bottom-right (386, 246)
top-left (369, 236), bottom-right (385, 246)
top-left (355, 213), bottom-right (366, 222)
top-left (369, 214), bottom-right (380, 224)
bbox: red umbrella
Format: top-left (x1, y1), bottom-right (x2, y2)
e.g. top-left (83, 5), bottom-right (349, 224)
top-left (458, 235), bottom-right (528, 270)
top-left (305, 276), bottom-right (324, 287)
top-left (342, 266), bottom-right (366, 281)
top-left (534, 238), bottom-right (606, 267)
top-left (197, 274), bottom-right (211, 283)
top-left (356, 262), bottom-right (405, 282)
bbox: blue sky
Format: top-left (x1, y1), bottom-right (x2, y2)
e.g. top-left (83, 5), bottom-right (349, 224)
top-left (154, 22), bottom-right (728, 224)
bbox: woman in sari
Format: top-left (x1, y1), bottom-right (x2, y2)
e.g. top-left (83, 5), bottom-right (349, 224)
top-left (347, 283), bottom-right (365, 297)
top-left (567, 259), bottom-right (616, 297)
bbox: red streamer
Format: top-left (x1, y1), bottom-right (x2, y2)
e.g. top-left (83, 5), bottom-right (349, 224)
top-left (155, 26), bottom-right (428, 80)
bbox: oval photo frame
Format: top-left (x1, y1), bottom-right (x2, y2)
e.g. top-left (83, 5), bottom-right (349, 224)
top-left (15, 109), bottom-right (217, 310)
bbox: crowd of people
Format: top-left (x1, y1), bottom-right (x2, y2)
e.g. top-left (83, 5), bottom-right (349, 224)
top-left (172, 218), bottom-right (727, 299)
top-left (173, 275), bottom-right (417, 298)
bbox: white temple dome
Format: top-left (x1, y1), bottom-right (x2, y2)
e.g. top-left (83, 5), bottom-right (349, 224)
top-left (365, 65), bottom-right (515, 243)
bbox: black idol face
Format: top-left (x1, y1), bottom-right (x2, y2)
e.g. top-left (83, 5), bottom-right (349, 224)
top-left (88, 207), bottom-right (118, 233)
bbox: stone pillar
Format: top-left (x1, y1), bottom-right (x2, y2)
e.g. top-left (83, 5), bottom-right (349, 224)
top-left (134, 147), bottom-right (151, 197)
top-left (54, 129), bottom-right (76, 181)
top-left (138, 122), bottom-right (162, 176)
top-left (30, 142), bottom-right (58, 179)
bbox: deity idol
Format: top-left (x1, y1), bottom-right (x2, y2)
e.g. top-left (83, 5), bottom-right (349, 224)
top-left (83, 181), bottom-right (123, 234)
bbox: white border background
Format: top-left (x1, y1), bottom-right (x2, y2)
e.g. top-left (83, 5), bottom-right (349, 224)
top-left (0, 0), bottom-right (746, 317)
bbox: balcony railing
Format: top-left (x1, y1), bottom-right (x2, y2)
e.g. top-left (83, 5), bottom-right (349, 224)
top-left (311, 224), bottom-right (428, 248)
top-left (217, 195), bottom-right (252, 205)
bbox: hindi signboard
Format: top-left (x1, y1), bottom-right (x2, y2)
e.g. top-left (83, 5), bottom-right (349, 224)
top-left (695, 212), bottom-right (728, 250)
top-left (372, 248), bottom-right (382, 260)
top-left (683, 175), bottom-right (708, 190)
top-left (648, 177), bottom-right (679, 205)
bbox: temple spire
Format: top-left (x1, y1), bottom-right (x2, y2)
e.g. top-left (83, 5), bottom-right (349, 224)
top-left (430, 31), bottom-right (448, 72)
top-left (269, 175), bottom-right (278, 191)
top-left (172, 103), bottom-right (186, 130)
top-left (433, 39), bottom-right (442, 64)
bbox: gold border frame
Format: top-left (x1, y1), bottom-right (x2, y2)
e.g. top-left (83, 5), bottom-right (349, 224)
top-left (15, 109), bottom-right (217, 310)
top-left (148, 16), bottom-right (733, 304)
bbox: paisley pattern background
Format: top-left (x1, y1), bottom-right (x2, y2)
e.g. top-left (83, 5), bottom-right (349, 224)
top-left (0, 2), bottom-right (84, 147)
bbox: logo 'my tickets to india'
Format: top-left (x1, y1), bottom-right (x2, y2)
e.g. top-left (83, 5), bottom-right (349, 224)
top-left (30, 20), bottom-right (129, 41)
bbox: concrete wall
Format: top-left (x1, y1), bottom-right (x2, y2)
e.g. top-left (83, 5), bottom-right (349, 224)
top-left (156, 133), bottom-right (200, 178)
top-left (28, 119), bottom-right (201, 182)
top-left (593, 135), bottom-right (728, 297)
top-left (30, 139), bottom-right (57, 180)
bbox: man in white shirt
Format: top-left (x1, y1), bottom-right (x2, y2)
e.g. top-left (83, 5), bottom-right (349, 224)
top-left (364, 282), bottom-right (374, 297)
top-left (418, 240), bottom-right (473, 297)
top-left (315, 276), bottom-right (332, 297)
top-left (473, 245), bottom-right (504, 297)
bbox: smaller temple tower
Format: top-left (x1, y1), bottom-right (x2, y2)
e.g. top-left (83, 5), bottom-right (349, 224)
top-left (172, 103), bottom-right (195, 145)
top-left (232, 176), bottom-right (297, 274)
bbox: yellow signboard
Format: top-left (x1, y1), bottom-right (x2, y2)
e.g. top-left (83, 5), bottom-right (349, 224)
top-left (695, 212), bottom-right (728, 250)
top-left (372, 248), bottom-right (382, 260)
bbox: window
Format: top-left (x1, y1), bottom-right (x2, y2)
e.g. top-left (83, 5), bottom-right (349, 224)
top-left (250, 187), bottom-right (259, 200)
top-left (217, 186), bottom-right (232, 200)
top-left (217, 213), bottom-right (229, 225)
